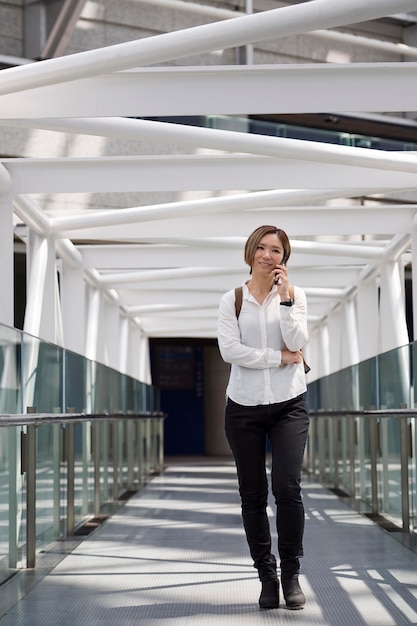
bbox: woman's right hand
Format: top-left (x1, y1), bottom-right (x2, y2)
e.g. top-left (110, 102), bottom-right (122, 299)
top-left (281, 349), bottom-right (303, 365)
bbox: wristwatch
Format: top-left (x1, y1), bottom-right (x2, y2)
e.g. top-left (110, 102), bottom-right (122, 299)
top-left (280, 299), bottom-right (293, 307)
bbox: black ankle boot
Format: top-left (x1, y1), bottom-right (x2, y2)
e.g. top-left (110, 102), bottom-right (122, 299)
top-left (259, 580), bottom-right (280, 609)
top-left (281, 576), bottom-right (305, 610)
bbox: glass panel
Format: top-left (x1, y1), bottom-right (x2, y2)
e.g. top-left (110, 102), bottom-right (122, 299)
top-left (378, 418), bottom-right (402, 526)
top-left (378, 345), bottom-right (410, 409)
top-left (93, 363), bottom-right (110, 413)
top-left (357, 418), bottom-right (372, 505)
top-left (21, 335), bottom-right (63, 414)
top-left (0, 321), bottom-right (162, 576)
top-left (65, 350), bottom-right (86, 413)
top-left (204, 114), bottom-right (417, 152)
top-left (0, 326), bottom-right (21, 414)
top-left (358, 357), bottom-right (377, 410)
top-left (0, 427), bottom-right (22, 581)
top-left (36, 423), bottom-right (65, 548)
top-left (74, 421), bottom-right (94, 525)
top-left (109, 369), bottom-right (121, 414)
top-left (307, 343), bottom-right (417, 536)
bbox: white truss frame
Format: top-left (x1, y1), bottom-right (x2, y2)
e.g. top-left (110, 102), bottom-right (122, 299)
top-left (1, 0), bottom-right (417, 382)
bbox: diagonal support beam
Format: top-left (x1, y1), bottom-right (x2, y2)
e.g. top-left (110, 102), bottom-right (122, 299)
top-left (45, 187), bottom-right (389, 234)
top-left (0, 0), bottom-right (416, 95)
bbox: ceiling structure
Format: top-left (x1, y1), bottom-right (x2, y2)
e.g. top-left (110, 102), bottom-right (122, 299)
top-left (1, 0), bottom-right (417, 378)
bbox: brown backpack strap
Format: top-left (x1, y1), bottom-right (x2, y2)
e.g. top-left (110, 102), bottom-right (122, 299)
top-left (234, 286), bottom-right (243, 319)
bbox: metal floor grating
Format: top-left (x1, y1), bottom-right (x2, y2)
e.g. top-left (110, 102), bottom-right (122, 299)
top-left (0, 458), bottom-right (416, 625)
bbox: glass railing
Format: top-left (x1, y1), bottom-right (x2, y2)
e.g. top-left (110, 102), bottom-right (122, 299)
top-left (205, 114), bottom-right (417, 152)
top-left (0, 323), bottom-right (164, 583)
top-left (305, 342), bottom-right (417, 543)
top-left (142, 114), bottom-right (417, 152)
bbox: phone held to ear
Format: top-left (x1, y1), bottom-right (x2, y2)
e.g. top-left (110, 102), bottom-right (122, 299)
top-left (274, 255), bottom-right (287, 284)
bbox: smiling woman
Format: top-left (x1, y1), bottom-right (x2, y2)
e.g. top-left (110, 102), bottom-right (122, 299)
top-left (217, 225), bottom-right (309, 611)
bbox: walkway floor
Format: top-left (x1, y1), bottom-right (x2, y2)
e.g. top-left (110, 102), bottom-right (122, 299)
top-left (0, 458), bottom-right (416, 625)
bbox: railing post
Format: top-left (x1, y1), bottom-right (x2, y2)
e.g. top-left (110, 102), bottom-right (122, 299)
top-left (318, 417), bottom-right (326, 484)
top-left (26, 424), bottom-right (37, 568)
top-left (158, 417), bottom-right (164, 473)
top-left (369, 416), bottom-right (379, 514)
top-left (400, 417), bottom-right (411, 532)
top-left (144, 418), bottom-right (151, 479)
top-left (127, 419), bottom-right (134, 489)
top-left (112, 420), bottom-right (119, 500)
top-left (332, 417), bottom-right (339, 490)
top-left (137, 419), bottom-right (144, 487)
top-left (92, 420), bottom-right (101, 516)
top-left (66, 422), bottom-right (75, 535)
top-left (349, 417), bottom-right (356, 498)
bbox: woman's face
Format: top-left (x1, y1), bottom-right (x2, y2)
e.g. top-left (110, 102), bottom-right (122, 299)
top-left (252, 233), bottom-right (286, 277)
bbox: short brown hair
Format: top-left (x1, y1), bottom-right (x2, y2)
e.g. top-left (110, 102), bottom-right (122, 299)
top-left (244, 225), bottom-right (291, 269)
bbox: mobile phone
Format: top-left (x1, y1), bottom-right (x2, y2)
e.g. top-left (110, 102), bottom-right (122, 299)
top-left (275, 255), bottom-right (287, 284)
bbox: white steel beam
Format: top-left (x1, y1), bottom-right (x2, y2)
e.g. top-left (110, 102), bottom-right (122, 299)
top-left (5, 154), bottom-right (417, 194)
top-left (58, 205), bottom-right (416, 239)
top-left (5, 118), bottom-right (417, 181)
top-left (1, 63), bottom-right (417, 118)
top-left (48, 187), bottom-right (381, 234)
top-left (0, 0), bottom-right (415, 95)
top-left (1, 62), bottom-right (417, 118)
top-left (79, 240), bottom-right (390, 270)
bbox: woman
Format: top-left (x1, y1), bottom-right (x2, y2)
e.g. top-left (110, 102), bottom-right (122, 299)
top-left (217, 225), bottom-right (309, 611)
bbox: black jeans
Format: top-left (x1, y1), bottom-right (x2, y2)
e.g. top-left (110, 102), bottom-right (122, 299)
top-left (225, 393), bottom-right (309, 581)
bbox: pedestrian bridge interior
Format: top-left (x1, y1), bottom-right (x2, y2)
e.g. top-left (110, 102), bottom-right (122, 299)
top-left (0, 0), bottom-right (417, 623)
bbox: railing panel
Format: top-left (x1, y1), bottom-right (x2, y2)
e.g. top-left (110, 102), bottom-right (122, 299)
top-left (306, 341), bottom-right (417, 541)
top-left (0, 326), bottom-right (21, 414)
top-left (0, 321), bottom-right (165, 580)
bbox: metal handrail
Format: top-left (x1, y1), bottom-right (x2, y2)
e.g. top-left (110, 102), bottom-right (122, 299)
top-left (0, 411), bottom-right (165, 426)
top-left (309, 409), bottom-right (417, 418)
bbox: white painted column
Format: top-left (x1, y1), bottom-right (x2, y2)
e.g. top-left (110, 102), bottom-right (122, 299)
top-left (378, 259), bottom-right (410, 409)
top-left (138, 333), bottom-right (151, 385)
top-left (0, 186), bottom-right (13, 327)
top-left (119, 316), bottom-right (130, 375)
top-left (327, 307), bottom-right (343, 373)
top-left (378, 260), bottom-right (408, 354)
top-left (60, 264), bottom-right (86, 355)
top-left (85, 285), bottom-right (101, 362)
top-left (54, 271), bottom-right (64, 347)
top-left (317, 321), bottom-right (330, 378)
top-left (340, 298), bottom-right (360, 369)
top-left (357, 280), bottom-right (379, 360)
top-left (85, 285), bottom-right (101, 414)
top-left (24, 232), bottom-right (56, 342)
top-left (102, 297), bottom-right (121, 370)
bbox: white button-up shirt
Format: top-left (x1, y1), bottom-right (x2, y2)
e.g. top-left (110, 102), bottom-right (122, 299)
top-left (217, 283), bottom-right (308, 406)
